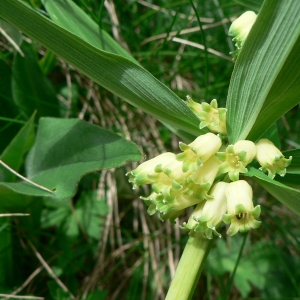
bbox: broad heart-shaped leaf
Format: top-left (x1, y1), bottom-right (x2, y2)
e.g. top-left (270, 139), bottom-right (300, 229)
top-left (0, 113), bottom-right (35, 182)
top-left (0, 118), bottom-right (142, 199)
top-left (245, 167), bottom-right (300, 216)
top-left (42, 0), bottom-right (138, 64)
top-left (12, 43), bottom-right (60, 119)
top-left (0, 0), bottom-right (203, 137)
top-left (227, 0), bottom-right (300, 143)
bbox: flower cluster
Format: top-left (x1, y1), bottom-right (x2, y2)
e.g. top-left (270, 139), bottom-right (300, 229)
top-left (127, 99), bottom-right (292, 239)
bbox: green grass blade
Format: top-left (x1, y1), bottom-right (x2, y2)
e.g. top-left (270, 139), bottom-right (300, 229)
top-left (0, 0), bottom-right (203, 136)
top-left (233, 0), bottom-right (263, 12)
top-left (246, 167), bottom-right (300, 216)
top-left (12, 43), bottom-right (60, 118)
top-left (42, 0), bottom-right (138, 64)
top-left (227, 0), bottom-right (300, 143)
top-left (284, 149), bottom-right (300, 173)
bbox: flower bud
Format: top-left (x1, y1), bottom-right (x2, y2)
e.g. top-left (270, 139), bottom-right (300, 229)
top-left (228, 11), bottom-right (257, 59)
top-left (223, 180), bottom-right (261, 236)
top-left (216, 140), bottom-right (256, 181)
top-left (126, 152), bottom-right (176, 189)
top-left (176, 133), bottom-right (222, 172)
top-left (255, 139), bottom-right (292, 179)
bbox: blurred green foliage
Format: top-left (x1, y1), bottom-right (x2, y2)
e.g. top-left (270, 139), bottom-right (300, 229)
top-left (0, 0), bottom-right (299, 299)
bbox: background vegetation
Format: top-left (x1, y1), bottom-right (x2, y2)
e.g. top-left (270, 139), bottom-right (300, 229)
top-left (0, 0), bottom-right (300, 299)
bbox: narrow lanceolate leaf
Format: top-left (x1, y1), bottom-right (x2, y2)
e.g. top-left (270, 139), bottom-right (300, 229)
top-left (0, 0), bottom-right (203, 137)
top-left (12, 43), bottom-right (60, 118)
top-left (0, 118), bottom-right (142, 199)
top-left (233, 0), bottom-right (263, 12)
top-left (246, 167), bottom-right (300, 216)
top-left (284, 149), bottom-right (300, 173)
top-left (42, 0), bottom-right (138, 64)
top-left (227, 0), bottom-right (300, 143)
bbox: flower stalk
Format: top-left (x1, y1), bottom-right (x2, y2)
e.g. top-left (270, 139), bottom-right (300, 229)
top-left (165, 233), bottom-right (212, 300)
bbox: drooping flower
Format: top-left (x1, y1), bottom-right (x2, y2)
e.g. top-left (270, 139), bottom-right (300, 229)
top-left (141, 191), bottom-right (184, 224)
top-left (216, 140), bottom-right (256, 181)
top-left (126, 152), bottom-right (177, 189)
top-left (228, 11), bottom-right (257, 60)
top-left (137, 156), bottom-right (207, 224)
top-left (223, 180), bottom-right (261, 236)
top-left (182, 182), bottom-right (228, 239)
top-left (176, 133), bottom-right (222, 172)
top-left (255, 139), bottom-right (292, 179)
top-left (141, 184), bottom-right (205, 225)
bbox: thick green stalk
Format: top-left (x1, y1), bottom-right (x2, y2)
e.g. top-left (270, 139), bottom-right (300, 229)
top-left (166, 233), bottom-right (212, 300)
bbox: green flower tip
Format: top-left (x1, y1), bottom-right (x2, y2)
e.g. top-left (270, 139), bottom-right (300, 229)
top-left (198, 99), bottom-right (227, 135)
top-left (256, 139), bottom-right (292, 179)
top-left (224, 180), bottom-right (261, 236)
top-left (228, 11), bottom-right (257, 60)
top-left (185, 97), bottom-right (227, 135)
top-left (216, 140), bottom-right (256, 181)
top-left (186, 95), bottom-right (203, 116)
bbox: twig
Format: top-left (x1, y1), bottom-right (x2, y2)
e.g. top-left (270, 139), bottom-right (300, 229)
top-left (0, 27), bottom-right (24, 57)
top-left (0, 213), bottom-right (29, 217)
top-left (0, 294), bottom-right (44, 300)
top-left (0, 160), bottom-right (53, 194)
top-left (27, 240), bottom-right (75, 299)
top-left (140, 18), bottom-right (235, 45)
top-left (137, 0), bottom-right (214, 23)
top-left (4, 256), bottom-right (58, 300)
top-left (171, 37), bottom-right (233, 62)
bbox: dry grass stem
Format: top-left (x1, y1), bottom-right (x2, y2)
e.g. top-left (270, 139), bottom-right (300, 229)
top-left (137, 0), bottom-right (214, 23)
top-left (0, 294), bottom-right (44, 300)
top-left (27, 240), bottom-right (75, 299)
top-left (141, 18), bottom-right (235, 45)
top-left (0, 213), bottom-right (30, 217)
top-left (0, 160), bottom-right (53, 194)
top-left (0, 27), bottom-right (24, 56)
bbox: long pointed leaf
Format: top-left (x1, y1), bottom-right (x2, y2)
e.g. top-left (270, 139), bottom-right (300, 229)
top-left (246, 167), bottom-right (300, 216)
top-left (0, 0), bottom-right (203, 137)
top-left (284, 149), bottom-right (300, 173)
top-left (42, 0), bottom-right (138, 64)
top-left (227, 0), bottom-right (300, 143)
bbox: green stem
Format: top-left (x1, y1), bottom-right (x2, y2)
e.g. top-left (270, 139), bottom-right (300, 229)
top-left (224, 232), bottom-right (248, 298)
top-left (166, 233), bottom-right (212, 300)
